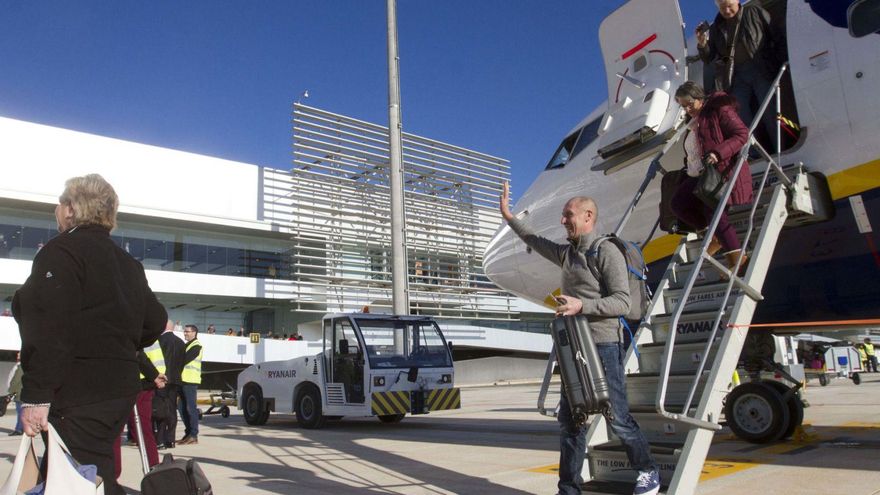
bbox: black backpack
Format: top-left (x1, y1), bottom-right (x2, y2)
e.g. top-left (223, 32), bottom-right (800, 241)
top-left (142, 454), bottom-right (213, 495)
top-left (586, 235), bottom-right (651, 344)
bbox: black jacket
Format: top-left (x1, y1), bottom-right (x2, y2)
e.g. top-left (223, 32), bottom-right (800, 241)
top-left (12, 224), bottom-right (166, 407)
top-left (698, 3), bottom-right (786, 80)
top-left (159, 331), bottom-right (186, 385)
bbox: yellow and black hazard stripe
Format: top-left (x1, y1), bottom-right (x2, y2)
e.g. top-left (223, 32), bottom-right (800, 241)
top-left (371, 391), bottom-right (410, 416)
top-left (426, 388), bottom-right (461, 411)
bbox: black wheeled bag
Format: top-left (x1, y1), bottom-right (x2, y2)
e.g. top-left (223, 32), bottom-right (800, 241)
top-left (141, 453), bottom-right (213, 495)
top-left (551, 315), bottom-right (612, 426)
top-left (659, 168), bottom-right (696, 234)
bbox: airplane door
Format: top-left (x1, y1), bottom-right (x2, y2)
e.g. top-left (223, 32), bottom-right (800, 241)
top-left (594, 0), bottom-right (688, 172)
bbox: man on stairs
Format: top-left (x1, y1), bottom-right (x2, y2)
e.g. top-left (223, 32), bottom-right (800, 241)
top-left (500, 182), bottom-right (660, 495)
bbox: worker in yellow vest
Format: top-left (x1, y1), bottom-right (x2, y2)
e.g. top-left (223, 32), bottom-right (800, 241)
top-left (178, 325), bottom-right (203, 445)
top-left (113, 340), bottom-right (167, 475)
top-left (865, 338), bottom-right (877, 373)
top-left (857, 344), bottom-right (868, 371)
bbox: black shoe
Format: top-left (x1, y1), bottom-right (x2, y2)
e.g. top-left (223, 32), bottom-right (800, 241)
top-left (8, 431), bottom-right (22, 436)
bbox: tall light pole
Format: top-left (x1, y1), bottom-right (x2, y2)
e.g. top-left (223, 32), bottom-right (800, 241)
top-left (386, 0), bottom-right (409, 315)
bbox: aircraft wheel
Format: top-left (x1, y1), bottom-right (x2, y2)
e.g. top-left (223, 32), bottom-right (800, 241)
top-left (852, 372), bottom-right (861, 385)
top-left (295, 386), bottom-right (327, 429)
top-left (725, 382), bottom-right (790, 444)
top-left (763, 381), bottom-right (804, 440)
top-left (377, 414), bottom-right (405, 424)
top-left (819, 374), bottom-right (829, 386)
top-left (242, 385), bottom-right (270, 425)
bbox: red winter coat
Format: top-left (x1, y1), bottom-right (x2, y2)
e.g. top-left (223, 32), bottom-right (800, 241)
top-left (684, 92), bottom-right (754, 206)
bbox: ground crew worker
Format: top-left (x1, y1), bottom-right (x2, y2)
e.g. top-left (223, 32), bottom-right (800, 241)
top-left (865, 338), bottom-right (877, 373)
top-left (113, 340), bottom-right (166, 477)
top-left (178, 324), bottom-right (203, 445)
top-left (857, 344), bottom-right (868, 371)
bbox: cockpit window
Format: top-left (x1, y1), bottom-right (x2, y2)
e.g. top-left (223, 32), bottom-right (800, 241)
top-left (544, 117), bottom-right (601, 171)
top-left (570, 117), bottom-right (602, 161)
top-left (544, 133), bottom-right (577, 170)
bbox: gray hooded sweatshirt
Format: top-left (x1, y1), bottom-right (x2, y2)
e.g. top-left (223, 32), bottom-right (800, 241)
top-left (508, 218), bottom-right (630, 344)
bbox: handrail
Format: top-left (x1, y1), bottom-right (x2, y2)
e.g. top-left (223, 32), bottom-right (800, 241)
top-left (656, 62), bottom-right (790, 427)
top-left (612, 123), bottom-right (690, 237)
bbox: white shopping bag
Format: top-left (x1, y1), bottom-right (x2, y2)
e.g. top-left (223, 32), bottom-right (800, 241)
top-left (0, 424), bottom-right (104, 495)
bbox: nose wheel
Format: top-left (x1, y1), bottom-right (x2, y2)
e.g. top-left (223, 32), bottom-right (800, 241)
top-left (724, 381), bottom-right (791, 443)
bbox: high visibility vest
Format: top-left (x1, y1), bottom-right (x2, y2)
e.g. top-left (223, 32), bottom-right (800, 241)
top-left (858, 347), bottom-right (868, 362)
top-left (182, 339), bottom-right (203, 385)
top-left (140, 341), bottom-right (166, 379)
top-left (865, 343), bottom-right (875, 357)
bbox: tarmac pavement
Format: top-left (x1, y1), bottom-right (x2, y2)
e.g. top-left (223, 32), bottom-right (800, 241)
top-left (0, 373), bottom-right (877, 494)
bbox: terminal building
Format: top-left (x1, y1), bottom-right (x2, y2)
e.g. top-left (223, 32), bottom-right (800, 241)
top-left (0, 105), bottom-right (552, 384)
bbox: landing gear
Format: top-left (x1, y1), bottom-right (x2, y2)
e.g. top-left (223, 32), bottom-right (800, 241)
top-left (763, 380), bottom-right (804, 440)
top-left (724, 382), bottom-right (790, 443)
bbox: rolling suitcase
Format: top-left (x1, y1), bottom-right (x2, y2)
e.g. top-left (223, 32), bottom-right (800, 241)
top-left (659, 168), bottom-right (696, 234)
top-left (551, 315), bottom-right (612, 426)
top-left (131, 400), bottom-right (214, 495)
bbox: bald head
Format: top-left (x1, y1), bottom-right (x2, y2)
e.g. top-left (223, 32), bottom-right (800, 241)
top-left (561, 196), bottom-right (598, 240)
top-left (564, 196), bottom-right (598, 218)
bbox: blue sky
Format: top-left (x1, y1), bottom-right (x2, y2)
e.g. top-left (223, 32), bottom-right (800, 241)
top-left (0, 0), bottom-right (718, 199)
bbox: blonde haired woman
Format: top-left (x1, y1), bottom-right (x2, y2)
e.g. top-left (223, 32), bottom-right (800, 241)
top-left (13, 174), bottom-right (166, 495)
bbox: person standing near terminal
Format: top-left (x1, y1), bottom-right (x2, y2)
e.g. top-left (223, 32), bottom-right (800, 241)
top-left (12, 174), bottom-right (166, 495)
top-left (113, 348), bottom-right (166, 477)
top-left (178, 324), bottom-right (203, 445)
top-left (155, 319), bottom-right (185, 449)
top-left (499, 182), bottom-right (660, 495)
top-left (865, 338), bottom-right (877, 373)
top-left (6, 352), bottom-right (23, 436)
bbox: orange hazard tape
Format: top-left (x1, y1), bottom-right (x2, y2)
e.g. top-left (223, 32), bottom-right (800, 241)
top-left (727, 319), bottom-right (880, 329)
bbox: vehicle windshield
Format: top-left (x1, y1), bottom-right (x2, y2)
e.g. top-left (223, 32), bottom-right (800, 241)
top-left (354, 318), bottom-right (452, 369)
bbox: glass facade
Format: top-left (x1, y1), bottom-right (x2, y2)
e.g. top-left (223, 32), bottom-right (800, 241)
top-left (0, 208), bottom-right (290, 280)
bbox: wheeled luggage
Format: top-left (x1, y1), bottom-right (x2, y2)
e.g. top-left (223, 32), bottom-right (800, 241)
top-left (551, 315), bottom-right (612, 426)
top-left (141, 454), bottom-right (213, 495)
top-left (659, 168), bottom-right (695, 234)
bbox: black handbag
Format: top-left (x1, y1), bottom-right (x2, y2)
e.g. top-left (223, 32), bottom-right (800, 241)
top-left (694, 160), bottom-right (727, 208)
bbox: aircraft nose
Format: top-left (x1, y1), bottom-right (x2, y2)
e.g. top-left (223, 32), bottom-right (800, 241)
top-left (483, 224), bottom-right (525, 295)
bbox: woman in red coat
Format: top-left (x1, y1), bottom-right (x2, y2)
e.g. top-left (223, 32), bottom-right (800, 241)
top-left (671, 81), bottom-right (754, 274)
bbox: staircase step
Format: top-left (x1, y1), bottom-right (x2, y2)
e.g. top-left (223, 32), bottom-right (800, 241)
top-left (636, 340), bottom-right (719, 374)
top-left (649, 310), bottom-right (727, 344)
top-left (625, 371), bottom-right (709, 408)
top-left (580, 479), bottom-right (664, 495)
top-left (588, 442), bottom-right (680, 484)
top-left (666, 259), bottom-right (728, 289)
top-left (663, 283), bottom-right (741, 313)
top-left (627, 406), bottom-right (700, 444)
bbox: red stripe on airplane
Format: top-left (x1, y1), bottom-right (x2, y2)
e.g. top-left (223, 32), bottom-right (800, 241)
top-left (621, 33), bottom-right (657, 60)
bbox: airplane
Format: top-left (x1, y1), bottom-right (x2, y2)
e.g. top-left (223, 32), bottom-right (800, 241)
top-left (484, 0), bottom-right (880, 337)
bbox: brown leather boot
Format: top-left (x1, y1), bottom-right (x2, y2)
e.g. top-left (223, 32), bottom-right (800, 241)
top-left (707, 235), bottom-right (722, 256)
top-left (724, 250), bottom-right (749, 278)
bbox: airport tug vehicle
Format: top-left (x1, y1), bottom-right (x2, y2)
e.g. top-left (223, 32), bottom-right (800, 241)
top-left (237, 313), bottom-right (460, 428)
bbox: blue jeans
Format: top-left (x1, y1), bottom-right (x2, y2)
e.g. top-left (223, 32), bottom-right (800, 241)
top-left (178, 383), bottom-right (199, 438)
top-left (14, 400), bottom-right (23, 433)
top-left (558, 342), bottom-right (657, 494)
top-left (731, 62), bottom-right (775, 141)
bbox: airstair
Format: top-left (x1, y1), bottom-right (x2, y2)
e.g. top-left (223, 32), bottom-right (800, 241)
top-left (536, 65), bottom-right (831, 494)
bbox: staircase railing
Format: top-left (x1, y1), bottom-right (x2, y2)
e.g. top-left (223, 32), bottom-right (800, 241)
top-left (655, 62), bottom-right (793, 429)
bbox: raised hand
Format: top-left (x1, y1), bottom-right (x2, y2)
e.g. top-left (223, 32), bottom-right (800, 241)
top-left (500, 180), bottom-right (514, 221)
